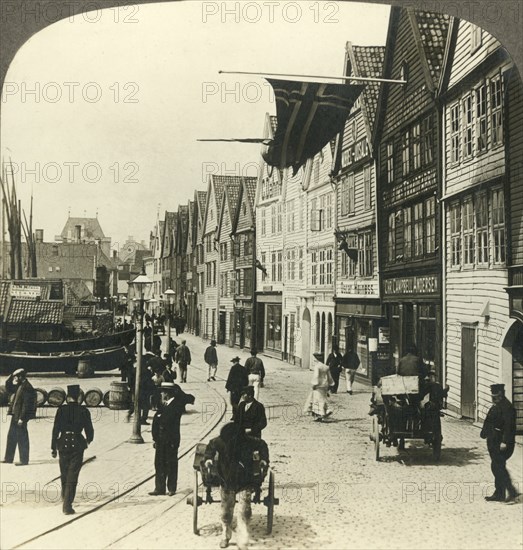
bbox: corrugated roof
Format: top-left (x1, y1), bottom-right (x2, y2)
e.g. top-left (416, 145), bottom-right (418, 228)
top-left (6, 299), bottom-right (64, 324)
top-left (414, 10), bottom-right (451, 88)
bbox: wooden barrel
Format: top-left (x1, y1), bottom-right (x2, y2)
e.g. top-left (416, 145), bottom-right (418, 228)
top-left (109, 381), bottom-right (131, 410)
top-left (35, 388), bottom-right (48, 407)
top-left (0, 385), bottom-right (8, 406)
top-left (77, 358), bottom-right (94, 378)
top-left (48, 387), bottom-right (66, 407)
top-left (84, 388), bottom-right (103, 407)
top-left (102, 390), bottom-right (111, 408)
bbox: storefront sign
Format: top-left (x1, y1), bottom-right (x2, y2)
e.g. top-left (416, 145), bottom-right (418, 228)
top-left (341, 137), bottom-right (369, 167)
top-left (339, 281), bottom-right (378, 296)
top-left (11, 285), bottom-right (41, 299)
top-left (378, 327), bottom-right (390, 344)
top-left (384, 275), bottom-right (439, 296)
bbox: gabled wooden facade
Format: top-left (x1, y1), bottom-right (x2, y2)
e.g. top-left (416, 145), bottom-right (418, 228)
top-left (231, 176), bottom-right (258, 350)
top-left (216, 182), bottom-right (241, 345)
top-left (374, 8), bottom-right (450, 380)
top-left (195, 190), bottom-right (207, 337)
top-left (186, 199), bottom-right (198, 334)
top-left (255, 114), bottom-right (285, 357)
top-left (440, 18), bottom-right (520, 422)
top-left (333, 42), bottom-right (386, 385)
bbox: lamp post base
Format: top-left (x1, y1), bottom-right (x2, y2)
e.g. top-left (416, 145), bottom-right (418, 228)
top-left (128, 434), bottom-right (145, 444)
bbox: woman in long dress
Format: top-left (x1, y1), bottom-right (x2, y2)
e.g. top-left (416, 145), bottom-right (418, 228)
top-left (304, 353), bottom-right (334, 422)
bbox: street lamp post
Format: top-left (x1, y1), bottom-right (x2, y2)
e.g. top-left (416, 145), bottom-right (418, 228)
top-left (128, 268), bottom-right (152, 444)
top-left (112, 295), bottom-right (118, 329)
top-left (164, 289), bottom-right (175, 355)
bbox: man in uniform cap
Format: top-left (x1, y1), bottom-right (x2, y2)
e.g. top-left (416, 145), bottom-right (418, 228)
top-left (225, 357), bottom-right (249, 419)
top-left (481, 384), bottom-right (518, 502)
top-left (149, 382), bottom-right (193, 496)
top-left (51, 385), bottom-right (94, 514)
top-left (3, 369), bottom-right (36, 466)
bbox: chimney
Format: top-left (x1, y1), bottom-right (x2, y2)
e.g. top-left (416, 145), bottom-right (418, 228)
top-left (35, 229), bottom-right (44, 242)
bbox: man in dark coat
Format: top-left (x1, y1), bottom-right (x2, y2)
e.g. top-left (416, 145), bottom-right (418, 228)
top-left (244, 349), bottom-right (265, 400)
top-left (397, 344), bottom-right (426, 377)
top-left (3, 369), bottom-right (36, 465)
top-left (225, 357), bottom-right (249, 419)
top-left (51, 385), bottom-right (94, 514)
top-left (143, 322), bottom-right (153, 352)
top-left (149, 382), bottom-right (191, 496)
top-left (481, 384), bottom-right (518, 502)
top-left (234, 386), bottom-right (267, 438)
top-left (204, 339), bottom-right (219, 381)
top-left (204, 423), bottom-right (269, 550)
top-left (326, 345), bottom-right (343, 394)
top-left (342, 345), bottom-right (360, 395)
top-left (175, 340), bottom-right (192, 383)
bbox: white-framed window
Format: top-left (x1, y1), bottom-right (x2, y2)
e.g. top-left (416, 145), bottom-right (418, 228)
top-left (462, 94), bottom-right (474, 159)
top-left (358, 233), bottom-right (373, 277)
top-left (287, 247), bottom-right (296, 281)
top-left (277, 203), bottom-right (283, 233)
top-left (425, 197), bottom-right (436, 254)
top-left (413, 202), bottom-right (424, 257)
top-left (386, 142), bottom-right (394, 184)
top-left (463, 199), bottom-right (475, 265)
top-left (450, 102), bottom-right (461, 164)
top-left (261, 252), bottom-right (267, 282)
top-left (287, 199), bottom-right (295, 233)
top-left (388, 212), bottom-right (396, 263)
top-left (450, 202), bottom-right (461, 267)
top-left (298, 248), bottom-right (303, 280)
top-left (277, 251), bottom-right (283, 282)
top-left (475, 83), bottom-right (488, 153)
top-left (470, 24), bottom-right (482, 53)
top-left (363, 165), bottom-right (371, 210)
top-left (319, 249), bottom-right (326, 285)
top-left (271, 204), bottom-right (276, 234)
top-left (412, 122), bottom-right (421, 170)
top-left (475, 193), bottom-right (489, 265)
top-left (347, 174), bottom-right (355, 215)
top-left (261, 208), bottom-right (266, 236)
top-left (492, 188), bottom-right (505, 264)
top-left (271, 251), bottom-right (277, 281)
top-left (402, 130), bottom-right (410, 176)
top-left (423, 115), bottom-right (434, 165)
top-left (311, 251), bottom-right (317, 285)
top-left (324, 193), bottom-right (333, 228)
top-left (490, 75), bottom-right (503, 147)
top-left (403, 206), bottom-right (412, 259)
top-left (326, 248), bottom-right (333, 285)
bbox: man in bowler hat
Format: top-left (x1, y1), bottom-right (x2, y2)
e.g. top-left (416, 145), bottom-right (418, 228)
top-left (149, 382), bottom-right (192, 496)
top-left (225, 357), bottom-right (249, 419)
top-left (51, 385), bottom-right (94, 514)
top-left (234, 386), bottom-right (267, 439)
top-left (481, 384), bottom-right (518, 502)
top-left (3, 368), bottom-right (36, 466)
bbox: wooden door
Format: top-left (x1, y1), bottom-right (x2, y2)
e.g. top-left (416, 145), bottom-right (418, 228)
top-left (461, 325), bottom-right (476, 419)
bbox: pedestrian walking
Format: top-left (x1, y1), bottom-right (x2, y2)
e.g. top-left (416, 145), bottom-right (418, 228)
top-left (205, 340), bottom-right (219, 381)
top-left (481, 384), bottom-right (519, 503)
top-left (2, 369), bottom-right (37, 466)
top-left (326, 345), bottom-right (343, 394)
top-left (304, 353), bottom-right (334, 422)
top-left (175, 339), bottom-right (192, 383)
top-left (225, 357), bottom-right (249, 419)
top-left (149, 382), bottom-right (187, 496)
top-left (342, 344), bottom-right (360, 395)
top-left (204, 423), bottom-right (269, 550)
top-left (144, 321), bottom-right (153, 352)
top-left (51, 385), bottom-right (94, 515)
top-left (234, 386), bottom-right (267, 438)
top-left (244, 349), bottom-right (265, 401)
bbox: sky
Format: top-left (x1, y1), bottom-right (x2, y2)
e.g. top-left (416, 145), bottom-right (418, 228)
top-left (1, 0), bottom-right (390, 251)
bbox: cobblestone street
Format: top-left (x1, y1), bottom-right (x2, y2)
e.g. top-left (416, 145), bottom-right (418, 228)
top-left (1, 333), bottom-right (522, 550)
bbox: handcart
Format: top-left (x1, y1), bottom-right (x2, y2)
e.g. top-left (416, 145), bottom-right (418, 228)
top-left (186, 442), bottom-right (278, 535)
top-left (370, 375), bottom-right (443, 461)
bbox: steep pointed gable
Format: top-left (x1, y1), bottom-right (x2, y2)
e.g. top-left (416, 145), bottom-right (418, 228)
top-left (217, 182), bottom-right (241, 241)
top-left (409, 10), bottom-right (451, 92)
top-left (233, 176), bottom-right (259, 234)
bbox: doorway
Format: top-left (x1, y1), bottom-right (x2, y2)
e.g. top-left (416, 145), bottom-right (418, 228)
top-left (461, 324), bottom-right (477, 419)
top-left (302, 308), bottom-right (311, 370)
top-left (218, 311), bottom-right (226, 344)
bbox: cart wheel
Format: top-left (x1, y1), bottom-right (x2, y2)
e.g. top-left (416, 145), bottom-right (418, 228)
top-left (398, 438), bottom-right (405, 450)
top-left (193, 470), bottom-right (199, 535)
top-left (372, 416), bottom-right (380, 461)
top-left (266, 470), bottom-right (275, 535)
top-left (432, 434), bottom-right (442, 462)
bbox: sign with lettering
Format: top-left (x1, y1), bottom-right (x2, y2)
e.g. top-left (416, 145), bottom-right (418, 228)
top-left (379, 327), bottom-right (390, 344)
top-left (384, 275), bottom-right (439, 296)
top-left (11, 285), bottom-right (41, 299)
top-left (339, 281), bottom-right (378, 296)
top-left (341, 137), bottom-right (369, 167)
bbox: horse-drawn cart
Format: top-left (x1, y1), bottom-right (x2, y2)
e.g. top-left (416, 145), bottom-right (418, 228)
top-left (369, 375), bottom-right (444, 461)
top-left (186, 442), bottom-right (278, 535)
